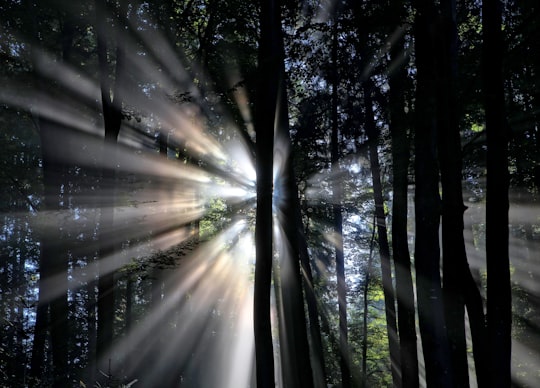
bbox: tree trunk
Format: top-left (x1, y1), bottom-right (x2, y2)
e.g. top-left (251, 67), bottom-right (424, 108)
top-left (27, 5), bottom-right (72, 384)
top-left (388, 25), bottom-right (419, 388)
top-left (412, 0), bottom-right (453, 386)
top-left (37, 118), bottom-right (70, 388)
top-left (274, 36), bottom-right (315, 388)
top-left (30, 296), bottom-right (48, 382)
top-left (85, 266), bottom-right (98, 386)
top-left (482, 0), bottom-right (512, 386)
top-left (362, 219), bottom-right (376, 388)
top-left (436, 1), bottom-right (467, 385)
top-left (297, 205), bottom-right (328, 388)
top-left (95, 0), bottom-right (124, 375)
top-left (437, 1), bottom-right (488, 386)
top-left (331, 19), bottom-right (351, 388)
top-left (364, 80), bottom-right (401, 387)
top-left (253, 0), bottom-right (279, 386)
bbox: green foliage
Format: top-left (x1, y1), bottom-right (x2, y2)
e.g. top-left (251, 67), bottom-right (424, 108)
top-left (199, 197), bottom-right (229, 240)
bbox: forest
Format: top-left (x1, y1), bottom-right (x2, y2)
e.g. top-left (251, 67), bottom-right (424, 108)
top-left (1, 0), bottom-right (539, 387)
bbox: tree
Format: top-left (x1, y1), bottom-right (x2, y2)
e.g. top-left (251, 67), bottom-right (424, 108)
top-left (330, 15), bottom-right (352, 388)
top-left (95, 0), bottom-right (125, 375)
top-left (26, 3), bottom-right (73, 384)
top-left (273, 14), bottom-right (315, 388)
top-left (364, 79), bottom-right (400, 387)
top-left (253, 0), bottom-right (278, 386)
top-left (436, 1), bottom-right (488, 386)
top-left (483, 0), bottom-right (512, 386)
top-left (388, 18), bottom-right (420, 388)
top-left (411, 0), bottom-right (452, 386)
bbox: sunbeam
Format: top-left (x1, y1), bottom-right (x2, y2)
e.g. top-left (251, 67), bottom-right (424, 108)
top-left (105, 220), bottom-right (256, 386)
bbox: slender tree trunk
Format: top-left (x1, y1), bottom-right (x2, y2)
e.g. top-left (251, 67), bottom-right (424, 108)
top-left (436, 2), bottom-right (468, 386)
top-left (331, 19), bottom-right (351, 388)
top-left (95, 0), bottom-right (124, 375)
top-left (274, 43), bottom-right (315, 388)
top-left (24, 0), bottom-right (49, 383)
top-left (364, 81), bottom-right (401, 387)
top-left (253, 0), bottom-right (279, 386)
top-left (30, 297), bottom-right (48, 382)
top-left (483, 1), bottom-right (512, 386)
top-left (437, 1), bottom-right (488, 386)
top-left (388, 26), bottom-right (419, 388)
top-left (297, 205), bottom-right (327, 388)
top-left (86, 266), bottom-right (98, 386)
top-left (36, 119), bottom-right (70, 388)
top-left (412, 0), bottom-right (453, 386)
top-left (362, 218), bottom-right (376, 388)
top-left (151, 132), bottom-right (168, 310)
top-left (27, 5), bottom-right (72, 384)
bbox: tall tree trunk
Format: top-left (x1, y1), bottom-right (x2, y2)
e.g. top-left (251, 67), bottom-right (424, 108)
top-left (28, 5), bottom-right (72, 384)
top-left (362, 219), bottom-right (376, 388)
top-left (436, 2), bottom-right (468, 386)
top-left (274, 36), bottom-right (315, 388)
top-left (150, 132), bottom-right (168, 311)
top-left (437, 1), bottom-right (488, 386)
top-left (364, 81), bottom-right (401, 387)
top-left (36, 119), bottom-right (70, 388)
top-left (412, 0), bottom-right (453, 386)
top-left (331, 19), bottom-right (351, 388)
top-left (253, 0), bottom-right (278, 386)
top-left (30, 295), bottom-right (48, 382)
top-left (86, 264), bottom-right (98, 386)
top-left (24, 0), bottom-right (49, 376)
top-left (297, 205), bottom-right (327, 388)
top-left (95, 0), bottom-right (124, 375)
top-left (388, 25), bottom-right (419, 388)
top-left (482, 0), bottom-right (512, 386)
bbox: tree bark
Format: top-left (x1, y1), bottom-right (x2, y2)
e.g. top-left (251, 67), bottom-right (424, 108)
top-left (437, 1), bottom-right (488, 386)
top-left (362, 218), bottom-right (376, 388)
top-left (297, 204), bottom-right (328, 388)
top-left (27, 5), bottom-right (72, 384)
top-left (36, 118), bottom-right (71, 388)
top-left (364, 80), bottom-right (401, 387)
top-left (95, 0), bottom-right (124, 375)
top-left (412, 0), bottom-right (453, 386)
top-left (388, 25), bottom-right (419, 388)
top-left (482, 0), bottom-right (512, 386)
top-left (331, 18), bottom-right (351, 388)
top-left (274, 34), bottom-right (315, 388)
top-left (253, 0), bottom-right (279, 386)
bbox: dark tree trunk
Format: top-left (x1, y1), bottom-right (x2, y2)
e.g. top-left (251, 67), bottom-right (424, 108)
top-left (30, 296), bottom-right (48, 381)
top-left (253, 0), bottom-right (279, 386)
top-left (331, 19), bottom-right (351, 388)
top-left (85, 267), bottom-right (98, 386)
top-left (436, 0), bottom-right (467, 384)
top-left (412, 0), bottom-right (453, 386)
top-left (28, 7), bottom-right (73, 385)
top-left (297, 205), bottom-right (328, 388)
top-left (150, 132), bottom-right (168, 310)
top-left (388, 25), bottom-right (419, 388)
top-left (95, 0), bottom-right (124, 375)
top-left (482, 0), bottom-right (512, 386)
top-left (274, 33), bottom-right (315, 388)
top-left (364, 81), bottom-right (401, 387)
top-left (437, 1), bottom-right (488, 386)
top-left (36, 119), bottom-right (70, 388)
top-left (362, 220), bottom-right (376, 388)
